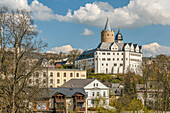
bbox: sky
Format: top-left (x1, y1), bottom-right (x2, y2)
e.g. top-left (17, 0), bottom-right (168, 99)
top-left (0, 0), bottom-right (170, 53)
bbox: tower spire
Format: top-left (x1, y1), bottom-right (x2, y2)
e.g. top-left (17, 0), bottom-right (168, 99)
top-left (104, 17), bottom-right (111, 31)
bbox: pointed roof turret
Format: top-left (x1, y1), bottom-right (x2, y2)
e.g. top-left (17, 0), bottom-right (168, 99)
top-left (104, 17), bottom-right (111, 31)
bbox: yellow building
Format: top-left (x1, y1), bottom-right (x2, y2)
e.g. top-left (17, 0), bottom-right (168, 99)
top-left (48, 68), bottom-right (86, 88)
top-left (28, 68), bottom-right (86, 88)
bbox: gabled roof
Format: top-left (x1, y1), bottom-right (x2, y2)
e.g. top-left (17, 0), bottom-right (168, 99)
top-left (60, 79), bottom-right (95, 88)
top-left (116, 43), bottom-right (124, 50)
top-left (97, 42), bottom-right (113, 50)
top-left (49, 87), bottom-right (87, 97)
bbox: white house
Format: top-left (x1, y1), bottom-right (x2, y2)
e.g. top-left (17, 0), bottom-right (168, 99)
top-left (60, 79), bottom-right (109, 108)
top-left (75, 18), bottom-right (142, 75)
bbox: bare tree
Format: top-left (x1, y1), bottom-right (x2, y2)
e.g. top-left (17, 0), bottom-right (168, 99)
top-left (0, 7), bottom-right (47, 113)
top-left (68, 49), bottom-right (81, 65)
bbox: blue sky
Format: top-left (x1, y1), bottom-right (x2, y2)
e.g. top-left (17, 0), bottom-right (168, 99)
top-left (1, 0), bottom-right (170, 53)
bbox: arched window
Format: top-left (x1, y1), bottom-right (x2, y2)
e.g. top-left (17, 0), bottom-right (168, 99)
top-left (76, 73), bottom-right (79, 77)
top-left (64, 73), bottom-right (66, 77)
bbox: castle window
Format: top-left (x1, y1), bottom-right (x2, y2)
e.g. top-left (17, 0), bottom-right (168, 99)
top-left (107, 58), bottom-right (111, 61)
top-left (121, 58), bottom-right (123, 61)
top-left (117, 58), bottom-right (119, 61)
top-left (113, 58), bottom-right (115, 61)
top-left (102, 58), bottom-right (105, 61)
top-left (102, 63), bottom-right (104, 66)
top-left (106, 63), bottom-right (108, 66)
top-left (113, 53), bottom-right (115, 55)
top-left (107, 53), bottom-right (110, 55)
top-left (102, 53), bottom-right (105, 55)
top-left (114, 64), bottom-right (117, 66)
top-left (117, 53), bottom-right (119, 55)
top-left (120, 64), bottom-right (123, 66)
top-left (122, 53), bottom-right (124, 55)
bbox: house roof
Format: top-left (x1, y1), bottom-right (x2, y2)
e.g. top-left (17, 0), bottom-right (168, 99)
top-left (60, 79), bottom-right (95, 88)
top-left (49, 87), bottom-right (87, 97)
top-left (76, 49), bottom-right (96, 60)
top-left (104, 17), bottom-right (111, 31)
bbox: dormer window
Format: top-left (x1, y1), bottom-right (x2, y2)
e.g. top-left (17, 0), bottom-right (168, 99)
top-left (77, 96), bottom-right (83, 100)
top-left (57, 96), bottom-right (63, 100)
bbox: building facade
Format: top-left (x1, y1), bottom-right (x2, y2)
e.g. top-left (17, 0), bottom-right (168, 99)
top-left (61, 79), bottom-right (109, 108)
top-left (75, 18), bottom-right (142, 74)
top-left (28, 68), bottom-right (86, 88)
top-left (33, 88), bottom-right (87, 113)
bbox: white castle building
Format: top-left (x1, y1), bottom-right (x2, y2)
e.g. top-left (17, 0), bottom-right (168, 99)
top-left (75, 18), bottom-right (142, 74)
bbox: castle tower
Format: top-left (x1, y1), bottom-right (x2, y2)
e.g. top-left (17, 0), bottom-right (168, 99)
top-left (115, 28), bottom-right (123, 43)
top-left (101, 18), bottom-right (114, 42)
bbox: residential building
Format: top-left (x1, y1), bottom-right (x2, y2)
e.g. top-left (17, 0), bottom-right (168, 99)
top-left (75, 18), bottom-right (142, 74)
top-left (61, 79), bottom-right (109, 108)
top-left (28, 68), bottom-right (86, 88)
top-left (33, 87), bottom-right (87, 113)
top-left (137, 89), bottom-right (163, 109)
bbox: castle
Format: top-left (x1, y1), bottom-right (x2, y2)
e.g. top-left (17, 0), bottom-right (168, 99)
top-left (75, 18), bottom-right (142, 74)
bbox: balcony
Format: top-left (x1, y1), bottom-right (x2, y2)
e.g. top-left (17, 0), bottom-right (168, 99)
top-left (77, 107), bottom-right (85, 111)
top-left (75, 99), bottom-right (85, 102)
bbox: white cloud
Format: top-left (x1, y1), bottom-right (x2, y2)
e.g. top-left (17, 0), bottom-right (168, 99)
top-left (46, 45), bottom-right (83, 54)
top-left (142, 42), bottom-right (170, 57)
top-left (1, 0), bottom-right (170, 28)
top-left (30, 0), bottom-right (55, 21)
top-left (81, 28), bottom-right (94, 36)
top-left (0, 0), bottom-right (30, 10)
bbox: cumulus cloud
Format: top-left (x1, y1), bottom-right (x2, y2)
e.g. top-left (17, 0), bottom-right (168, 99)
top-left (30, 0), bottom-right (55, 21)
top-left (46, 45), bottom-right (83, 54)
top-left (142, 42), bottom-right (170, 57)
top-left (81, 28), bottom-right (94, 36)
top-left (0, 0), bottom-right (30, 10)
top-left (1, 0), bottom-right (170, 28)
